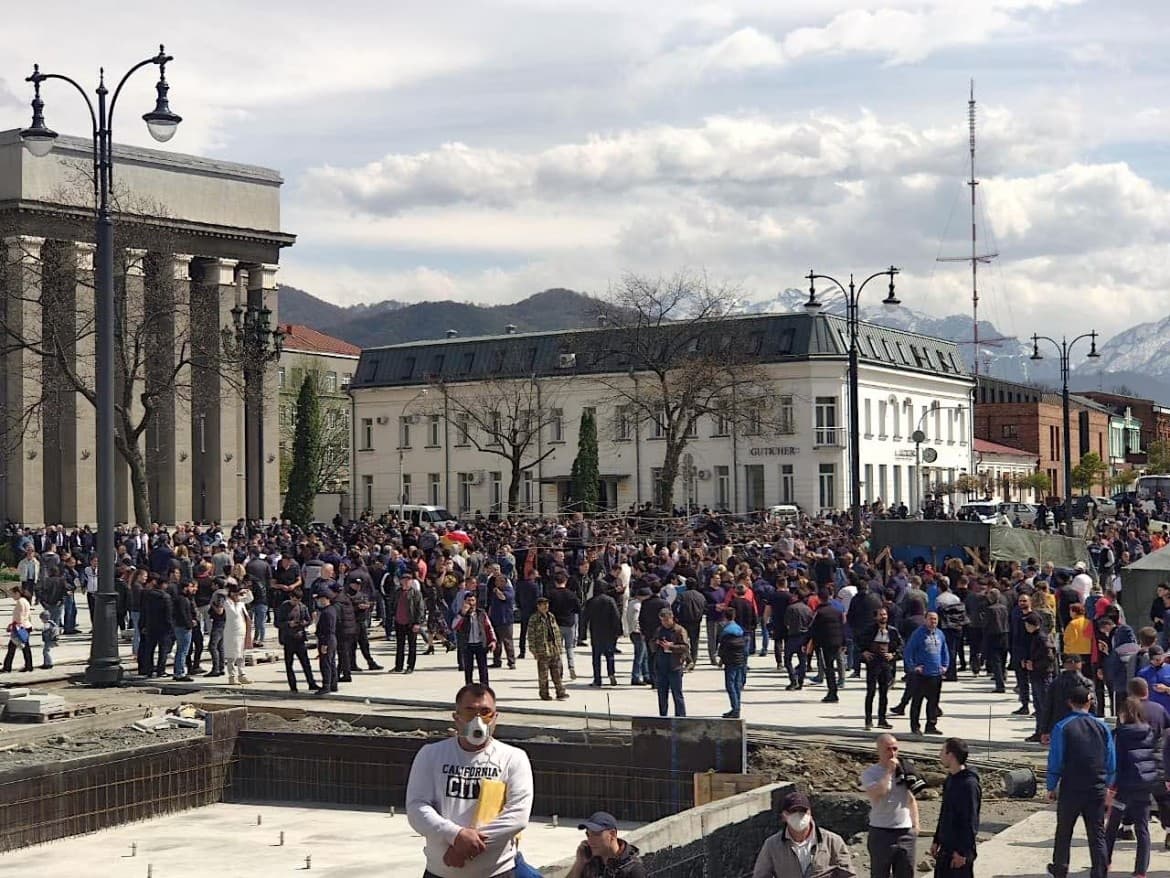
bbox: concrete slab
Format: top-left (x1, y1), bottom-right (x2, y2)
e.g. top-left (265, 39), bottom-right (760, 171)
top-left (977, 806), bottom-right (1170, 876)
top-left (5, 694), bottom-right (66, 713)
top-left (0, 802), bottom-right (635, 877)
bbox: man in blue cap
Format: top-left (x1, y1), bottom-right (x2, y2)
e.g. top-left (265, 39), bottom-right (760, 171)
top-left (568, 811), bottom-right (645, 878)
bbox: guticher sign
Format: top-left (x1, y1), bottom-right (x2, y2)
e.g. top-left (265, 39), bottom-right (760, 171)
top-left (748, 446), bottom-right (800, 457)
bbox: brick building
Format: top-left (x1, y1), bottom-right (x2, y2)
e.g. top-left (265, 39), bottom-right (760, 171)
top-left (974, 377), bottom-right (1109, 499)
top-left (1078, 390), bottom-right (1170, 466)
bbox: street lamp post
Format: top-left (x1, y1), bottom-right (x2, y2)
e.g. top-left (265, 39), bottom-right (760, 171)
top-left (913, 404), bottom-right (969, 514)
top-left (1030, 331), bottom-right (1100, 530)
top-left (804, 266), bottom-right (900, 537)
top-left (398, 388), bottom-right (428, 519)
top-left (221, 300), bottom-right (285, 522)
top-left (19, 46), bottom-right (181, 687)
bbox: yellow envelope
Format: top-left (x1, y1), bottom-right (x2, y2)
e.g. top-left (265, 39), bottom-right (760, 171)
top-left (473, 779), bottom-right (506, 826)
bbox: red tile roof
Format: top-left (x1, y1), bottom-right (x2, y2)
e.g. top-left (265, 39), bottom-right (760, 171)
top-left (974, 437), bottom-right (1037, 458)
top-left (280, 324), bottom-right (361, 357)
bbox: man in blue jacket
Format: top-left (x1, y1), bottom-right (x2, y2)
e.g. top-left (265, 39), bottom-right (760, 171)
top-left (904, 611), bottom-right (949, 738)
top-left (1046, 686), bottom-right (1115, 878)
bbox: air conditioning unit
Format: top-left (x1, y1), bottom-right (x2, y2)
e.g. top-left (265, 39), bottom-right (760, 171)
top-left (697, 469), bottom-right (711, 481)
top-left (558, 352), bottom-right (577, 368)
top-left (469, 470), bottom-right (485, 486)
top-left (375, 416), bottom-right (389, 425)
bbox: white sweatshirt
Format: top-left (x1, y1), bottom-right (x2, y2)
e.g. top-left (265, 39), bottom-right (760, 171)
top-left (406, 735), bottom-right (533, 878)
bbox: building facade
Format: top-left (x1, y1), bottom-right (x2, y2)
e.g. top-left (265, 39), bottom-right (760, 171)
top-left (974, 377), bottom-right (1110, 499)
top-left (348, 313), bottom-right (974, 518)
top-left (1079, 391), bottom-right (1170, 461)
top-left (0, 130), bottom-right (293, 527)
top-left (277, 325), bottom-right (359, 498)
top-left (974, 438), bottom-right (1041, 502)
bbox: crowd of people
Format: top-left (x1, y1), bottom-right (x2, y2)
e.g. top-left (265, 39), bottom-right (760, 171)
top-left (407, 682), bottom-right (984, 878)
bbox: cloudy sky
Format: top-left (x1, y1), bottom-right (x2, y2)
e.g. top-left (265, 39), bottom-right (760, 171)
top-left (0, 1), bottom-right (1166, 343)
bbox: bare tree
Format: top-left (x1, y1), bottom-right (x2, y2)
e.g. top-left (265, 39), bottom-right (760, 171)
top-left (0, 167), bottom-right (239, 525)
top-left (428, 376), bottom-right (567, 512)
top-left (585, 271), bottom-right (779, 512)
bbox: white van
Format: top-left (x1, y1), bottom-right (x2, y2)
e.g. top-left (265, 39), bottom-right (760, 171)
top-left (765, 504), bottom-right (800, 524)
top-left (397, 504), bottom-right (455, 526)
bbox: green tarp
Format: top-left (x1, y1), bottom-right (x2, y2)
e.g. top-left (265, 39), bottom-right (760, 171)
top-left (1119, 545), bottom-right (1170, 630)
top-left (870, 520), bottom-right (1091, 570)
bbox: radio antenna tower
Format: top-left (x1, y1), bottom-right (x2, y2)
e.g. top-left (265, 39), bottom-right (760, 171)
top-left (938, 81), bottom-right (1004, 376)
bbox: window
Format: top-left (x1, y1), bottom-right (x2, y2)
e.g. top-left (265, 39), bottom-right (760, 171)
top-left (652, 406), bottom-right (667, 439)
top-left (617, 406), bottom-right (633, 441)
top-left (427, 414), bottom-right (441, 447)
top-left (343, 373), bottom-right (352, 387)
top-left (957, 408), bottom-right (967, 445)
top-left (864, 399), bottom-right (872, 437)
top-left (490, 471), bottom-right (502, 514)
top-left (400, 357), bottom-right (416, 379)
top-left (716, 465), bottom-right (730, 510)
top-left (749, 332), bottom-right (764, 355)
top-left (430, 354), bottom-right (445, 376)
top-left (549, 408), bottom-right (564, 442)
top-left (362, 475), bottom-right (374, 513)
top-left (777, 328), bottom-right (795, 354)
top-left (360, 417), bottom-right (373, 451)
top-left (878, 464), bottom-right (888, 502)
top-left (878, 400), bottom-right (888, 438)
top-left (815, 396), bottom-right (838, 446)
top-left (522, 469), bottom-right (534, 511)
top-left (455, 413), bottom-right (471, 446)
top-left (685, 418), bottom-right (698, 438)
top-left (399, 415), bottom-right (413, 448)
top-left (745, 405), bottom-right (762, 436)
top-left (932, 403), bottom-right (941, 441)
top-left (460, 352), bottom-right (475, 375)
top-left (781, 464), bottom-right (794, 504)
top-left (428, 473), bottom-right (441, 506)
top-left (489, 411), bottom-right (502, 445)
top-left (714, 410), bottom-right (730, 437)
top-left (778, 395), bottom-right (794, 434)
top-left (491, 350), bottom-right (506, 373)
top-left (864, 464), bottom-right (874, 503)
top-left (652, 467), bottom-right (668, 508)
top-left (401, 473), bottom-right (412, 505)
top-left (324, 371), bottom-right (338, 393)
top-left (1001, 424), bottom-right (1018, 439)
top-left (278, 367), bottom-right (286, 389)
top-left (818, 463), bottom-right (836, 511)
top-left (526, 347), bottom-right (538, 370)
top-left (895, 342), bottom-right (909, 365)
top-left (947, 409), bottom-right (955, 444)
top-left (891, 400), bottom-right (901, 439)
top-left (893, 465), bottom-right (902, 504)
top-left (458, 472), bottom-right (474, 514)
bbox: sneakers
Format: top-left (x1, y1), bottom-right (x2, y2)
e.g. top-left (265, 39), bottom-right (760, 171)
top-left (822, 695), bottom-right (840, 703)
top-left (1024, 733), bottom-right (1043, 743)
top-left (889, 705), bottom-right (906, 716)
top-left (590, 681), bottom-right (603, 688)
top-left (864, 722), bottom-right (873, 731)
top-left (877, 721), bottom-right (894, 729)
top-left (924, 725), bottom-right (942, 736)
top-left (722, 710), bottom-right (741, 718)
top-left (238, 675), bottom-right (252, 685)
top-left (1011, 706), bottom-right (1030, 716)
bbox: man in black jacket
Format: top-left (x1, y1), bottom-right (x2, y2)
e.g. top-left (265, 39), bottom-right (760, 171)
top-left (333, 584), bottom-right (358, 683)
top-left (315, 586), bottom-right (339, 694)
top-left (276, 588), bottom-right (318, 692)
top-left (585, 584), bottom-right (622, 687)
top-left (861, 606), bottom-right (903, 730)
top-left (932, 737), bottom-right (981, 878)
top-left (171, 580), bottom-right (197, 682)
top-left (1042, 654), bottom-right (1094, 743)
top-left (810, 588), bottom-right (845, 703)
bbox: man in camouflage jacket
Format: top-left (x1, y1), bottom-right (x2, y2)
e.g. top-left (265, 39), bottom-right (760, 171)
top-left (528, 596), bottom-right (568, 701)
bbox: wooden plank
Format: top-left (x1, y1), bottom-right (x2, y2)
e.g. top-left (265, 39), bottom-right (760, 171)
top-left (693, 771), bottom-right (770, 806)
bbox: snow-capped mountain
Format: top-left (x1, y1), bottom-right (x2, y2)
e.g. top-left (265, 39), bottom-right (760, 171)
top-left (1093, 314), bottom-right (1170, 378)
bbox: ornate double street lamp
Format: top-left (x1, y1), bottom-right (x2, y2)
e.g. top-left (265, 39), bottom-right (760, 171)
top-left (19, 46), bottom-right (181, 686)
top-left (1030, 330), bottom-right (1100, 529)
top-left (222, 300), bottom-right (285, 521)
top-left (804, 266), bottom-right (901, 537)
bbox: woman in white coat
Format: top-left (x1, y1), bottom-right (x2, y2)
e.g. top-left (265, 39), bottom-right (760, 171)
top-left (2, 585), bottom-right (34, 673)
top-left (222, 582), bottom-right (253, 685)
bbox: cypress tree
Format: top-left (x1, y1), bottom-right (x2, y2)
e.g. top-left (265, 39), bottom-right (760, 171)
top-left (281, 374), bottom-right (322, 527)
top-left (571, 409), bottom-right (600, 513)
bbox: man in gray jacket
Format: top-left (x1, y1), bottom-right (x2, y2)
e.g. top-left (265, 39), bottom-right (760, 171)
top-left (753, 790), bottom-right (855, 878)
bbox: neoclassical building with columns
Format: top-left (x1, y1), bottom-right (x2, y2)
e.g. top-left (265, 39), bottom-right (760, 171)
top-left (0, 129), bottom-right (294, 527)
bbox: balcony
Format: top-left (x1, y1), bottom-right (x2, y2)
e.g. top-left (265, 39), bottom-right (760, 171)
top-left (814, 427), bottom-right (846, 448)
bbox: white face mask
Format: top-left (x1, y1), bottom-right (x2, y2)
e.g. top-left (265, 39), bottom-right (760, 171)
top-left (462, 715), bottom-right (493, 746)
top-left (785, 812), bottom-right (811, 833)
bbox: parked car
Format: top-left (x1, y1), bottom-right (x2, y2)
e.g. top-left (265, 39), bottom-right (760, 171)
top-left (1069, 495), bottom-right (1116, 520)
top-left (998, 502), bottom-right (1038, 526)
top-left (958, 502), bottom-right (999, 523)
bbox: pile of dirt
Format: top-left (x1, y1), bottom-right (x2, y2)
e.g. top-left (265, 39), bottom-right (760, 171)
top-left (0, 725), bottom-right (204, 770)
top-left (750, 743), bottom-right (873, 794)
top-left (245, 711), bottom-right (434, 737)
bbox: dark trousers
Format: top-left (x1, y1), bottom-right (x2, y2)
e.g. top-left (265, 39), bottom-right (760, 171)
top-left (140, 628), bottom-right (173, 676)
top-left (208, 627), bottom-right (224, 673)
top-left (966, 626), bottom-right (983, 673)
top-left (1106, 790), bottom-right (1151, 877)
top-left (1014, 665), bottom-right (1031, 709)
top-left (1030, 671), bottom-right (1054, 734)
top-left (818, 644), bottom-right (841, 696)
top-left (591, 641), bottom-right (616, 683)
top-left (2, 640), bottom-right (32, 672)
top-left (283, 640), bottom-right (317, 691)
top-left (932, 853), bottom-right (974, 878)
top-left (867, 826), bottom-right (915, 878)
top-left (865, 660), bottom-right (894, 723)
top-left (191, 623), bottom-right (204, 668)
top-left (1091, 662), bottom-right (1109, 717)
top-left (518, 612), bottom-right (531, 658)
top-left (462, 642), bottom-right (489, 685)
top-left (337, 635), bottom-right (354, 680)
top-left (909, 673), bottom-right (942, 731)
top-left (318, 638), bottom-right (339, 692)
top-left (394, 623), bottom-right (417, 670)
top-left (654, 661), bottom-right (686, 717)
top-left (982, 633), bottom-right (1007, 690)
top-left (1051, 791), bottom-right (1107, 878)
top-left (685, 622), bottom-right (701, 666)
top-left (942, 629), bottom-right (961, 681)
top-left (784, 636), bottom-right (808, 686)
top-left (350, 620), bottom-right (377, 668)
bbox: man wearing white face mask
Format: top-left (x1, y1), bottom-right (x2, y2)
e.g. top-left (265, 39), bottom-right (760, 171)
top-left (752, 791), bottom-right (855, 878)
top-left (407, 684), bottom-right (533, 878)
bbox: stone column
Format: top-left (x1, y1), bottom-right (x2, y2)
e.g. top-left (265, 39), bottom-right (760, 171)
top-left (190, 257), bottom-right (244, 524)
top-left (53, 242), bottom-right (98, 527)
top-left (1, 236), bottom-right (46, 527)
top-left (114, 248), bottom-right (147, 525)
top-left (247, 263), bottom-right (281, 522)
top-left (145, 253), bottom-right (194, 524)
